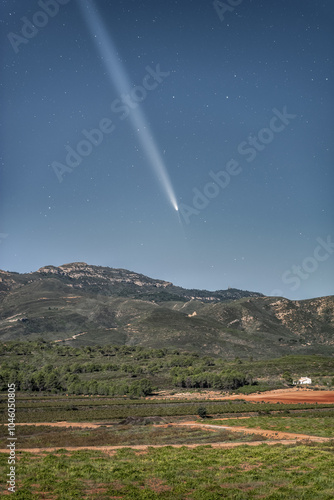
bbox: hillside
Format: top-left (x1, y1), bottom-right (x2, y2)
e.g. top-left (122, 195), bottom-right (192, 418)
top-left (0, 263), bottom-right (333, 358)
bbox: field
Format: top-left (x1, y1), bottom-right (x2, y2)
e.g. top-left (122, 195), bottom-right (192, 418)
top-left (2, 392), bottom-right (334, 423)
top-left (211, 411), bottom-right (334, 438)
top-left (232, 389), bottom-right (334, 404)
top-left (1, 343), bottom-right (334, 497)
top-left (0, 421), bottom-right (267, 449)
top-left (1, 396), bottom-right (334, 498)
top-left (1, 443), bottom-right (334, 499)
top-left (148, 388), bottom-right (334, 403)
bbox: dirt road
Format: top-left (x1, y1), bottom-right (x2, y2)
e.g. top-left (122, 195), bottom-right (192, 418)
top-left (167, 422), bottom-right (332, 442)
top-left (10, 422), bottom-right (106, 429)
top-left (0, 438), bottom-right (328, 454)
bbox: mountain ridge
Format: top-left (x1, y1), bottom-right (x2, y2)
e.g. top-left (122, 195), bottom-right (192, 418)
top-left (0, 262), bottom-right (333, 359)
top-left (0, 261), bottom-right (263, 302)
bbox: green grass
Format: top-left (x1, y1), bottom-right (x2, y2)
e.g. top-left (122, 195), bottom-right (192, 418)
top-left (211, 411), bottom-right (334, 437)
top-left (0, 423), bottom-right (266, 448)
top-left (0, 443), bottom-right (334, 498)
top-left (2, 396), bottom-right (333, 423)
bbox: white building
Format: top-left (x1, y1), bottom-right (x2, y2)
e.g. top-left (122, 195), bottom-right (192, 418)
top-left (294, 377), bottom-right (312, 385)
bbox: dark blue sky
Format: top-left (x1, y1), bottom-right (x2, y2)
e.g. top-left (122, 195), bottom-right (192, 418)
top-left (1, 0), bottom-right (333, 299)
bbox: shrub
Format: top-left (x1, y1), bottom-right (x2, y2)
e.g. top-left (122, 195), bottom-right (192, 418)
top-left (258, 409), bottom-right (271, 416)
top-left (197, 406), bottom-right (207, 419)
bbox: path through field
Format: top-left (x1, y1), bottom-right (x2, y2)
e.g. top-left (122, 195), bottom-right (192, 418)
top-left (164, 421), bottom-right (332, 442)
top-left (0, 438), bottom-right (329, 454)
top-left (1, 421), bottom-right (331, 454)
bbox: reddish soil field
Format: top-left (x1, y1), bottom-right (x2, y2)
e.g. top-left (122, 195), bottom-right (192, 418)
top-left (237, 389), bottom-right (334, 404)
top-left (148, 388), bottom-right (334, 404)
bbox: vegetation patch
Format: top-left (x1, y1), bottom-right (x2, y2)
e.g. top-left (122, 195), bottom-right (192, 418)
top-left (0, 443), bottom-right (333, 498)
top-left (1, 342), bottom-right (333, 398)
top-left (0, 423), bottom-right (265, 448)
top-left (211, 410), bottom-right (334, 437)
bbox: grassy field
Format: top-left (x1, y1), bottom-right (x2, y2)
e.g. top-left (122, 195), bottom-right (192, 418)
top-left (0, 422), bottom-right (266, 449)
top-left (211, 410), bottom-right (334, 437)
top-left (2, 394), bottom-right (333, 423)
top-left (1, 392), bottom-right (333, 498)
top-left (1, 343), bottom-right (333, 497)
top-left (1, 443), bottom-right (334, 499)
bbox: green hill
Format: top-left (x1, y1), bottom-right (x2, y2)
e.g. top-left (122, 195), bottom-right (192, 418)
top-left (0, 263), bottom-right (333, 358)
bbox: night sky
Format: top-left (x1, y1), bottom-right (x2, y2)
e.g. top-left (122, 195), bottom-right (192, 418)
top-left (1, 0), bottom-right (333, 300)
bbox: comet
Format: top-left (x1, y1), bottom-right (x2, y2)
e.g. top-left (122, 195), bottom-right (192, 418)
top-left (77, 0), bottom-right (178, 212)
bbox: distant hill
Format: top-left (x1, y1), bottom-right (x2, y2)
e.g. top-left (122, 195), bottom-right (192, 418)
top-left (0, 262), bottom-right (333, 358)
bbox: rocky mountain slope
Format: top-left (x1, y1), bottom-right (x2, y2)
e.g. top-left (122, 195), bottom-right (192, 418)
top-left (0, 263), bottom-right (333, 358)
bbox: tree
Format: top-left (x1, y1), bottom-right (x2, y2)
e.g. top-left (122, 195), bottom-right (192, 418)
top-left (220, 371), bottom-right (246, 390)
top-left (45, 371), bottom-right (63, 392)
top-left (282, 372), bottom-right (293, 385)
top-left (35, 371), bottom-right (46, 391)
top-left (128, 379), bottom-right (153, 397)
top-left (197, 406), bottom-right (207, 419)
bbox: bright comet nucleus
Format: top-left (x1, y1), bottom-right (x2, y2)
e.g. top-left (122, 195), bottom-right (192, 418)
top-left (77, 0), bottom-right (178, 213)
